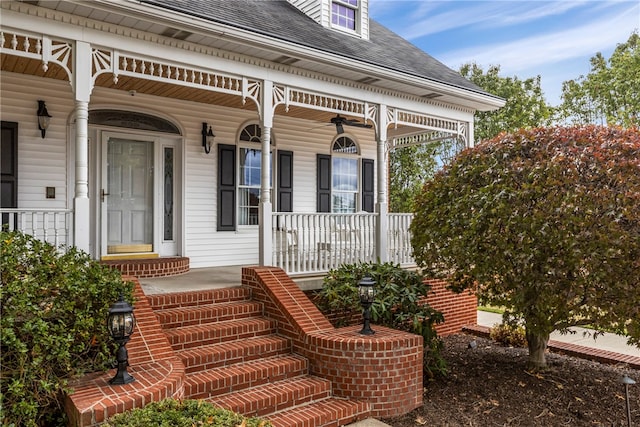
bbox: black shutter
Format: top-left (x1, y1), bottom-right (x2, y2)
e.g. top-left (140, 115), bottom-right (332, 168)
top-left (317, 154), bottom-right (331, 212)
top-left (361, 158), bottom-right (375, 212)
top-left (277, 150), bottom-right (293, 212)
top-left (217, 144), bottom-right (236, 231)
top-left (1, 122), bottom-right (18, 227)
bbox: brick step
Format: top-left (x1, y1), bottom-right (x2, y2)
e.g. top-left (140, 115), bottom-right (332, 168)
top-left (147, 287), bottom-right (250, 310)
top-left (210, 375), bottom-right (332, 417)
top-left (164, 317), bottom-right (276, 351)
top-left (155, 300), bottom-right (263, 329)
top-left (267, 397), bottom-right (369, 427)
top-left (185, 354), bottom-right (309, 400)
top-left (178, 335), bottom-right (291, 373)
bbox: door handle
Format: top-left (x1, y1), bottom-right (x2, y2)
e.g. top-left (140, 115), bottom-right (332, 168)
top-left (101, 189), bottom-right (110, 202)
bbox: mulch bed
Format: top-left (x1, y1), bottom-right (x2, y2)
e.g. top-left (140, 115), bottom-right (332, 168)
top-left (383, 333), bottom-right (639, 426)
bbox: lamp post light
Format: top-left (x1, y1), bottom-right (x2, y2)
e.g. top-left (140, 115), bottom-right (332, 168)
top-left (107, 294), bottom-right (136, 385)
top-left (622, 374), bottom-right (636, 427)
top-left (358, 276), bottom-right (376, 335)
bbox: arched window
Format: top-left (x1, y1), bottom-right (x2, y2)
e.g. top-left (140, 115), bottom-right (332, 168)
top-left (218, 124), bottom-right (292, 231)
top-left (331, 137), bottom-right (359, 213)
top-left (238, 124), bottom-right (272, 226)
top-left (317, 136), bottom-right (374, 214)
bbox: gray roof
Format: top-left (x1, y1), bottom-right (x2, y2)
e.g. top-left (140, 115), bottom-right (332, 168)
top-left (141, 0), bottom-right (489, 96)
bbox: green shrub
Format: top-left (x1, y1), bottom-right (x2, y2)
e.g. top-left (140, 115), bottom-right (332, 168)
top-left (0, 231), bottom-right (134, 426)
top-left (490, 323), bottom-right (527, 348)
top-left (103, 398), bottom-right (271, 427)
top-left (316, 261), bottom-right (446, 378)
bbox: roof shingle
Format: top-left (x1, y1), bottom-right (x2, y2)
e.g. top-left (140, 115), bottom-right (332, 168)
top-left (141, 0), bottom-right (487, 95)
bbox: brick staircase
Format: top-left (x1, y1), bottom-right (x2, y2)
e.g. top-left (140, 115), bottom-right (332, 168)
top-left (147, 286), bottom-right (369, 427)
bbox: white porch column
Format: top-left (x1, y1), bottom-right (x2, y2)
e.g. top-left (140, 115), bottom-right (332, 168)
top-left (259, 80), bottom-right (273, 266)
top-left (73, 41), bottom-right (92, 253)
top-left (376, 104), bottom-right (389, 262)
top-left (466, 121), bottom-right (475, 148)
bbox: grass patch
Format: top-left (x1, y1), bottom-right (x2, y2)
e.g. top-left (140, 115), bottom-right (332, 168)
top-left (478, 305), bottom-right (505, 315)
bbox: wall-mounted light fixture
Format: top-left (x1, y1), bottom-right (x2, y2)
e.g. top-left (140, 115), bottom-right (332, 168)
top-left (202, 122), bottom-right (215, 154)
top-left (37, 100), bottom-right (52, 139)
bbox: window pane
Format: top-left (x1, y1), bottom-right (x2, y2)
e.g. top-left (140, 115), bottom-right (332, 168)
top-left (332, 156), bottom-right (357, 213)
top-left (332, 193), bottom-right (356, 213)
top-left (332, 137), bottom-right (358, 154)
top-left (332, 158), bottom-right (357, 191)
top-left (240, 148), bottom-right (261, 186)
top-left (240, 124), bottom-right (261, 142)
top-left (331, 2), bottom-right (356, 30)
top-left (238, 147), bottom-right (272, 225)
top-left (238, 188), bottom-right (260, 226)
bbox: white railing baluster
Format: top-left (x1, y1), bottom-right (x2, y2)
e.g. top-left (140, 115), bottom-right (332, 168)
top-left (0, 209), bottom-right (73, 249)
top-left (387, 213), bottom-right (414, 265)
top-left (272, 211), bottom-right (385, 276)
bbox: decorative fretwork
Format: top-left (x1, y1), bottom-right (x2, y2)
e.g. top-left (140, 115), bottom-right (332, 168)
top-left (457, 121), bottom-right (468, 146)
top-left (394, 110), bottom-right (459, 133)
top-left (272, 84), bottom-right (286, 109)
top-left (275, 87), bottom-right (366, 116)
top-left (111, 53), bottom-right (260, 109)
top-left (392, 130), bottom-right (459, 151)
top-left (0, 30), bottom-right (73, 81)
top-left (391, 126), bottom-right (468, 166)
top-left (242, 78), bottom-right (261, 108)
top-left (386, 107), bottom-right (396, 127)
top-left (365, 103), bottom-right (378, 127)
top-left (92, 48), bottom-right (113, 83)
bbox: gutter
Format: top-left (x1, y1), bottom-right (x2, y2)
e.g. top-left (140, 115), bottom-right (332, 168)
top-left (92, 0), bottom-right (505, 111)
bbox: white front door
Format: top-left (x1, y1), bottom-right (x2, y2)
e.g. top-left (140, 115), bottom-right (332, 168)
top-left (105, 137), bottom-right (154, 254)
top-left (100, 132), bottom-right (179, 257)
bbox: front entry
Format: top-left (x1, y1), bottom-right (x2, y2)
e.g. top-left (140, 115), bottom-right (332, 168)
top-left (105, 137), bottom-right (154, 254)
top-left (98, 130), bottom-right (180, 259)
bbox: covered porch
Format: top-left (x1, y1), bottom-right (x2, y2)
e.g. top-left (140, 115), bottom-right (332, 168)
top-left (0, 1), bottom-right (501, 278)
top-left (0, 208), bottom-right (412, 277)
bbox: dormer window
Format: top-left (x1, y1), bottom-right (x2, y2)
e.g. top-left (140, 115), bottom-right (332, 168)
top-left (332, 0), bottom-right (358, 31)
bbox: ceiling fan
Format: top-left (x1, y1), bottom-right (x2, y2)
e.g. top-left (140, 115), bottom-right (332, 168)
top-left (330, 114), bottom-right (373, 134)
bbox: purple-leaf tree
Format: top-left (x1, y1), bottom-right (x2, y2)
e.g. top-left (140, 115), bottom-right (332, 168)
top-left (411, 126), bottom-right (640, 368)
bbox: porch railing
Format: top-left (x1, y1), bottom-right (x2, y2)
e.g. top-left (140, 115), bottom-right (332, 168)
top-left (0, 209), bottom-right (73, 248)
top-left (272, 212), bottom-right (377, 275)
top-left (388, 213), bottom-right (414, 265)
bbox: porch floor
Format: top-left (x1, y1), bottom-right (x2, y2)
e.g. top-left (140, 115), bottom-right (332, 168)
top-left (139, 265), bottom-right (327, 294)
top-left (139, 265), bottom-right (246, 294)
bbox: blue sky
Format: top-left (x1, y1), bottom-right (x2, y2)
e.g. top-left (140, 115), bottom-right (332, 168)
top-left (369, 0), bottom-right (640, 105)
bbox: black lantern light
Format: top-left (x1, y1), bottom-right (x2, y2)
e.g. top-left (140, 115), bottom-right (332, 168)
top-left (358, 276), bottom-right (376, 335)
top-left (202, 122), bottom-right (215, 154)
top-left (107, 294), bottom-right (136, 385)
top-left (37, 100), bottom-right (52, 139)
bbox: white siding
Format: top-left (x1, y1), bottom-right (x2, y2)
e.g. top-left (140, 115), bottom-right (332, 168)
top-left (2, 72), bottom-right (378, 268)
top-left (272, 116), bottom-right (376, 213)
top-left (0, 72), bottom-right (73, 210)
top-left (360, 0), bottom-right (369, 40)
top-left (287, 0), bottom-right (323, 25)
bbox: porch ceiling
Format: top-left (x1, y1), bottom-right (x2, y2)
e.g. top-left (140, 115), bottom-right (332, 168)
top-left (0, 54), bottom-right (374, 127)
top-left (16, 0), bottom-right (496, 110)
